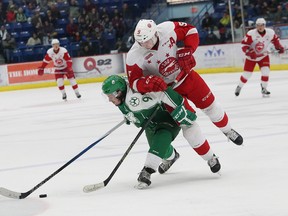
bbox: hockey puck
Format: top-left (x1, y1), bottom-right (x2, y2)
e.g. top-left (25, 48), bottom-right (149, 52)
top-left (39, 194), bottom-right (47, 198)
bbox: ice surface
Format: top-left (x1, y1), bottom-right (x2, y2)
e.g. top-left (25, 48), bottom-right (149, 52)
top-left (0, 71), bottom-right (288, 216)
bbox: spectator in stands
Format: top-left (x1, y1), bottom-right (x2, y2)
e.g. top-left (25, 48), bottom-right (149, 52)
top-left (49, 2), bottom-right (61, 20)
top-left (42, 20), bottom-right (58, 45)
top-left (2, 31), bottom-right (16, 63)
top-left (66, 17), bottom-right (79, 41)
top-left (43, 10), bottom-right (57, 26)
top-left (201, 12), bottom-right (214, 32)
top-left (267, 0), bottom-right (278, 15)
top-left (83, 0), bottom-right (95, 13)
top-left (69, 0), bottom-right (80, 19)
top-left (246, 3), bottom-right (257, 19)
top-left (79, 40), bottom-right (93, 57)
top-left (24, 2), bottom-right (36, 21)
top-left (219, 11), bottom-right (230, 27)
top-left (88, 7), bottom-right (99, 25)
top-left (126, 34), bottom-right (134, 49)
top-left (16, 7), bottom-right (27, 23)
top-left (122, 3), bottom-right (133, 20)
top-left (6, 7), bottom-right (16, 23)
top-left (232, 4), bottom-right (242, 29)
top-left (112, 15), bottom-right (126, 39)
top-left (218, 11), bottom-right (230, 43)
top-left (31, 11), bottom-right (43, 31)
top-left (7, 0), bottom-right (17, 12)
top-left (38, 0), bottom-right (49, 13)
top-left (1, 25), bottom-right (8, 56)
top-left (0, 25), bottom-right (8, 42)
top-left (205, 31), bottom-right (219, 45)
top-left (115, 38), bottom-right (129, 53)
top-left (78, 12), bottom-right (90, 34)
top-left (26, 32), bottom-right (41, 46)
top-left (0, 2), bottom-right (4, 26)
top-left (99, 7), bottom-right (110, 20)
top-left (274, 5), bottom-right (288, 24)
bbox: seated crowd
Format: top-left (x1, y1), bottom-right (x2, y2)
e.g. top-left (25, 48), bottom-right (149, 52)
top-left (199, 0), bottom-right (288, 45)
top-left (0, 0), bottom-right (143, 63)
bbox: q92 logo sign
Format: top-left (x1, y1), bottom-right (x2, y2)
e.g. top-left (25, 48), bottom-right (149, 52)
top-left (83, 57), bottom-right (112, 74)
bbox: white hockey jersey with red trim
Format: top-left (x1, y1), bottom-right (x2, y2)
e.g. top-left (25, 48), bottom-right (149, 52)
top-left (241, 28), bottom-right (281, 61)
top-left (43, 47), bottom-right (72, 70)
top-left (126, 21), bottom-right (199, 91)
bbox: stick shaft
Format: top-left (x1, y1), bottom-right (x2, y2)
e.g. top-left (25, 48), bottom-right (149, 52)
top-left (0, 120), bottom-right (125, 199)
top-left (84, 106), bottom-right (160, 192)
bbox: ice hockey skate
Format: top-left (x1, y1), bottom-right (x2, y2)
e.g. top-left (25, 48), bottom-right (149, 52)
top-left (135, 167), bottom-right (155, 189)
top-left (224, 129), bottom-right (243, 145)
top-left (158, 149), bottom-right (180, 174)
top-left (76, 92), bottom-right (82, 99)
top-left (62, 92), bottom-right (67, 101)
top-left (207, 154), bottom-right (221, 173)
top-left (235, 85), bottom-right (242, 96)
top-left (261, 84), bottom-right (270, 97)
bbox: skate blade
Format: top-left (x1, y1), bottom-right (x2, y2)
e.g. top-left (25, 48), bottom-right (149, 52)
top-left (134, 182), bottom-right (149, 190)
top-left (216, 171), bottom-right (222, 176)
top-left (262, 94), bottom-right (270, 98)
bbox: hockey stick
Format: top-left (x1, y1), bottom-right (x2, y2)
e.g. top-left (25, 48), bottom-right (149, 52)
top-left (83, 106), bottom-right (160, 193)
top-left (45, 71), bottom-right (89, 75)
top-left (267, 48), bottom-right (288, 55)
top-left (0, 120), bottom-right (125, 199)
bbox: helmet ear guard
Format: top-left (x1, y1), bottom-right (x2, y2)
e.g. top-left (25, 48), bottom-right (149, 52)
top-left (134, 19), bottom-right (157, 44)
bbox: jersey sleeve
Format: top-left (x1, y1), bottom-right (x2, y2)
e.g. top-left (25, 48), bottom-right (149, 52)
top-left (63, 49), bottom-right (72, 68)
top-left (173, 21), bottom-right (199, 53)
top-left (271, 32), bottom-right (283, 49)
top-left (126, 63), bottom-right (147, 92)
top-left (41, 53), bottom-right (52, 68)
top-left (241, 32), bottom-right (253, 53)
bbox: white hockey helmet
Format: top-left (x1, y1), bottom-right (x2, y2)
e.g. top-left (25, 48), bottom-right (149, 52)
top-left (256, 18), bottom-right (266, 25)
top-left (51, 39), bottom-right (60, 45)
top-left (134, 19), bottom-right (157, 43)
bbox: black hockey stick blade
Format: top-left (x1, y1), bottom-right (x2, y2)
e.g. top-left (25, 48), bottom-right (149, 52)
top-left (83, 106), bottom-right (160, 193)
top-left (0, 120), bottom-right (125, 199)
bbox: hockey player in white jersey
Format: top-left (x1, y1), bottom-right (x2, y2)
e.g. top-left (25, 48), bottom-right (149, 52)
top-left (102, 75), bottom-right (221, 189)
top-left (37, 39), bottom-right (81, 100)
top-left (235, 18), bottom-right (285, 97)
top-left (126, 19), bottom-right (243, 145)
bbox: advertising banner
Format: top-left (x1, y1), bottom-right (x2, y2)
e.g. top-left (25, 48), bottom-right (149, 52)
top-left (194, 40), bottom-right (288, 69)
top-left (72, 54), bottom-right (125, 78)
top-left (194, 44), bottom-right (238, 69)
top-left (7, 62), bottom-right (55, 84)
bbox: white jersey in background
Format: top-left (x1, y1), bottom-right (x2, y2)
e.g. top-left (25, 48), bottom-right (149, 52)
top-left (43, 47), bottom-right (72, 70)
top-left (242, 28), bottom-right (281, 61)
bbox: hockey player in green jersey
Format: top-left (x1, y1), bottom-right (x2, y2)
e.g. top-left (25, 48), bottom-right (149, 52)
top-left (102, 75), bottom-right (221, 189)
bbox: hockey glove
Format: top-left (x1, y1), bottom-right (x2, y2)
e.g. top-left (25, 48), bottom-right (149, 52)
top-left (66, 67), bottom-right (73, 73)
top-left (276, 46), bottom-right (285, 54)
top-left (143, 75), bottom-right (167, 92)
top-left (38, 68), bottom-right (44, 76)
top-left (245, 49), bottom-right (257, 59)
top-left (171, 105), bottom-right (197, 126)
top-left (176, 48), bottom-right (196, 74)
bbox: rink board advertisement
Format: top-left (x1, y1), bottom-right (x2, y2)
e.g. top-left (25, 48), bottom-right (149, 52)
top-left (194, 40), bottom-right (288, 70)
top-left (72, 54), bottom-right (124, 78)
top-left (7, 62), bottom-right (55, 84)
